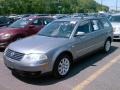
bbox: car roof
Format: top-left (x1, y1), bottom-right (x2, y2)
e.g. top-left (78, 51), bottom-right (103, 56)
top-left (24, 16), bottom-right (54, 20)
top-left (55, 17), bottom-right (82, 22)
top-left (54, 16), bottom-right (104, 22)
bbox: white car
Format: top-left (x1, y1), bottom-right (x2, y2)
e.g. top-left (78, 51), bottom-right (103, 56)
top-left (110, 14), bottom-right (120, 39)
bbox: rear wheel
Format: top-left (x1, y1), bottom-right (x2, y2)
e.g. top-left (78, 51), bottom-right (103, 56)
top-left (103, 39), bottom-right (111, 52)
top-left (53, 55), bottom-right (71, 78)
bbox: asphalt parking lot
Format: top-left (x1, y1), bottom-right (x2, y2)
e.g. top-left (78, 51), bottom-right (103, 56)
top-left (0, 41), bottom-right (120, 90)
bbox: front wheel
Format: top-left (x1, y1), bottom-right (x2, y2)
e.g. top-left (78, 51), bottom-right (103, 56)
top-left (103, 39), bottom-right (111, 52)
top-left (52, 55), bottom-right (71, 78)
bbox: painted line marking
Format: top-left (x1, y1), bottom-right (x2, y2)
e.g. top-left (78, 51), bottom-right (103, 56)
top-left (73, 55), bottom-right (120, 90)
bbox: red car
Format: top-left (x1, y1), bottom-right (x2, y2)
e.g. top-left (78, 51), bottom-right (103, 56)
top-left (0, 16), bottom-right (54, 48)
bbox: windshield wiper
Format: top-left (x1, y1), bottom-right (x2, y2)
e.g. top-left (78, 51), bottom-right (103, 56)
top-left (38, 34), bottom-right (67, 38)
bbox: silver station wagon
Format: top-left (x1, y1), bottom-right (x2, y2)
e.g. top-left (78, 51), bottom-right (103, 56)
top-left (4, 16), bottom-right (113, 78)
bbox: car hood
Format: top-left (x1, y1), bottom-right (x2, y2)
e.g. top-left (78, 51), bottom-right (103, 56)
top-left (8, 35), bottom-right (71, 54)
top-left (0, 27), bottom-right (21, 33)
top-left (111, 22), bottom-right (120, 28)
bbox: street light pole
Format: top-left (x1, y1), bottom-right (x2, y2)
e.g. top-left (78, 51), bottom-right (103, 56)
top-left (57, 0), bottom-right (61, 14)
top-left (101, 0), bottom-right (103, 11)
top-left (58, 0), bottom-right (60, 14)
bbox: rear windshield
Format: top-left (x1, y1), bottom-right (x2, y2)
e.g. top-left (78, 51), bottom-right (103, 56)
top-left (110, 16), bottom-right (120, 22)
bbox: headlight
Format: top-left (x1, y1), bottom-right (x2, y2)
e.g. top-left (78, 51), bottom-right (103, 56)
top-left (22, 53), bottom-right (48, 66)
top-left (113, 27), bottom-right (120, 33)
top-left (0, 34), bottom-right (11, 39)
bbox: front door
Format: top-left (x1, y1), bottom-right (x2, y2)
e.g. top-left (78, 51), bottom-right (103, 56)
top-left (73, 20), bottom-right (94, 58)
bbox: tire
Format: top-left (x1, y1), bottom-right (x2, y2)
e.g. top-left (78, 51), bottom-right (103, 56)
top-left (103, 39), bottom-right (111, 53)
top-left (52, 54), bottom-right (71, 78)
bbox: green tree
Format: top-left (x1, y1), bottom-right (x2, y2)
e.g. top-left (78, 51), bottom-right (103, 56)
top-left (0, 0), bottom-right (109, 15)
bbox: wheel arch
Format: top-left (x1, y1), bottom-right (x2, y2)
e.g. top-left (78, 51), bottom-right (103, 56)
top-left (52, 50), bottom-right (74, 70)
top-left (107, 36), bottom-right (112, 42)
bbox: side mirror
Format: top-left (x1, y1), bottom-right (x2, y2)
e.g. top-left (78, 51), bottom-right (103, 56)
top-left (29, 25), bottom-right (35, 28)
top-left (75, 32), bottom-right (85, 37)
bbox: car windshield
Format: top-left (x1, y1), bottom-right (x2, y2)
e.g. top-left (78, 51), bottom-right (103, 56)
top-left (8, 18), bottom-right (32, 28)
top-left (110, 16), bottom-right (120, 22)
top-left (38, 21), bottom-right (77, 38)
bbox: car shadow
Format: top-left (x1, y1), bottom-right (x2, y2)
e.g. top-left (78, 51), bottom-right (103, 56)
top-left (0, 48), bottom-right (5, 52)
top-left (113, 39), bottom-right (120, 42)
top-left (12, 46), bottom-right (118, 86)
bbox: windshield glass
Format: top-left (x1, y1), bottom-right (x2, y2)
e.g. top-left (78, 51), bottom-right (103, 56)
top-left (110, 16), bottom-right (120, 22)
top-left (38, 21), bottom-right (77, 38)
top-left (9, 18), bottom-right (32, 28)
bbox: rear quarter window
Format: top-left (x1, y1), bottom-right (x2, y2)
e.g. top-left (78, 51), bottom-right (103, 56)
top-left (100, 18), bottom-right (111, 28)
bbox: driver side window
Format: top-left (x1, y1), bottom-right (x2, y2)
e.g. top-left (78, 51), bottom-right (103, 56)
top-left (76, 21), bottom-right (90, 34)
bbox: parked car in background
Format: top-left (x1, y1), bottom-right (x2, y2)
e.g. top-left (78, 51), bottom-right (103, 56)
top-left (110, 14), bottom-right (120, 39)
top-left (4, 16), bottom-right (113, 78)
top-left (0, 16), bottom-right (54, 48)
top-left (0, 16), bottom-right (14, 27)
top-left (8, 14), bottom-right (30, 23)
top-left (52, 14), bottom-right (68, 19)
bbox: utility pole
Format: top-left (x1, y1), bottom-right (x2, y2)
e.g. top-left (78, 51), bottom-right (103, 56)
top-left (101, 0), bottom-right (103, 11)
top-left (116, 0), bottom-right (118, 12)
top-left (57, 0), bottom-right (61, 14)
top-left (57, 0), bottom-right (60, 14)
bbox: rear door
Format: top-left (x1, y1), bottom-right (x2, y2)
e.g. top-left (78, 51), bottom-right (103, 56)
top-left (89, 19), bottom-right (107, 50)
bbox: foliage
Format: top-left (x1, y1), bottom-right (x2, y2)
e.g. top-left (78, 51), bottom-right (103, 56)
top-left (0, 0), bottom-right (109, 14)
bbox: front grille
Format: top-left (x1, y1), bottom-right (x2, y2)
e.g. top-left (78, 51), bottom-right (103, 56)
top-left (114, 36), bottom-right (119, 38)
top-left (5, 49), bottom-right (24, 61)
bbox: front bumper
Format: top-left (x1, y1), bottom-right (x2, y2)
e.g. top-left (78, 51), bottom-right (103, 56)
top-left (4, 55), bottom-right (50, 74)
top-left (0, 42), bottom-right (9, 48)
top-left (0, 37), bottom-right (13, 48)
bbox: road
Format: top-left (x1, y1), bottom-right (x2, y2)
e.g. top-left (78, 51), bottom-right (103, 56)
top-left (0, 41), bottom-right (120, 90)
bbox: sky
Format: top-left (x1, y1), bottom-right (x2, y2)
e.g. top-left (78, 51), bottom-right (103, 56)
top-left (95, 0), bottom-right (120, 10)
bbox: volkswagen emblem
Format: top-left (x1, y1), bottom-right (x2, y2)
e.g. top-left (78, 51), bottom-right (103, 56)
top-left (10, 52), bottom-right (15, 57)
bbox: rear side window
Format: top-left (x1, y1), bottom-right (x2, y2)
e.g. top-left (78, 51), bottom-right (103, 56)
top-left (100, 18), bottom-right (111, 28)
top-left (90, 19), bottom-right (103, 31)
